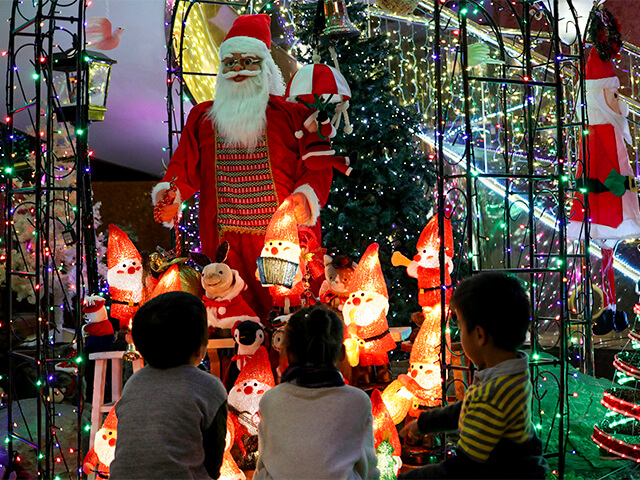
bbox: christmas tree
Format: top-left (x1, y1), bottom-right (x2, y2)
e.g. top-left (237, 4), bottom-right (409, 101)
top-left (290, 1), bottom-right (436, 324)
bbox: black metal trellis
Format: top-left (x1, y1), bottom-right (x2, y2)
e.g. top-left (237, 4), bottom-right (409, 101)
top-left (4, 0), bottom-right (99, 477)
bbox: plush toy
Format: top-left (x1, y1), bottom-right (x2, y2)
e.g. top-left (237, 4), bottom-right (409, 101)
top-left (319, 254), bottom-right (358, 312)
top-left (296, 110), bottom-right (357, 176)
top-left (82, 295), bottom-right (115, 353)
top-left (225, 320), bottom-right (266, 390)
top-left (202, 242), bottom-right (261, 333)
top-left (83, 405), bottom-right (117, 477)
top-left (107, 224), bottom-right (143, 330)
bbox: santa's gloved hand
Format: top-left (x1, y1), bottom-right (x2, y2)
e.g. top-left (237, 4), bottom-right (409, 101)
top-left (154, 189), bottom-right (180, 223)
top-left (288, 192), bottom-right (311, 225)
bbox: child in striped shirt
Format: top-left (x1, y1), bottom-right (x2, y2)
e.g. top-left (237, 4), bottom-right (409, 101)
top-left (399, 272), bottom-right (548, 479)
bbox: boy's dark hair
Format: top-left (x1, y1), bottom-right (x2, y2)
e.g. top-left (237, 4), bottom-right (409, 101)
top-left (450, 271), bottom-right (531, 351)
top-left (285, 305), bottom-right (344, 367)
top-left (132, 291), bottom-right (207, 369)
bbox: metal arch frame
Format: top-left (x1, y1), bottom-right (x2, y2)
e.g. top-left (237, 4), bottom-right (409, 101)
top-left (4, 0), bottom-right (98, 477)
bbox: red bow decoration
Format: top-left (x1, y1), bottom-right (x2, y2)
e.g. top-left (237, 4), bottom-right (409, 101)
top-left (298, 226), bottom-right (326, 280)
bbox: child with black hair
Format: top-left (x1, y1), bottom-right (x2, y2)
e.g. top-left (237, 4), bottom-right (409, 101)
top-left (254, 305), bottom-right (379, 480)
top-left (399, 272), bottom-right (548, 479)
top-left (110, 291), bottom-right (228, 480)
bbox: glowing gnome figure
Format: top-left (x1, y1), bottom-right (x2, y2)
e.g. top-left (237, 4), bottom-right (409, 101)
top-left (257, 198), bottom-right (301, 289)
top-left (107, 224), bottom-right (143, 329)
top-left (83, 406), bottom-right (117, 477)
top-left (220, 416), bottom-right (246, 480)
top-left (389, 214), bottom-right (454, 418)
top-left (343, 243), bottom-right (396, 368)
top-left (371, 389), bottom-right (403, 476)
top-left (228, 346), bottom-right (275, 436)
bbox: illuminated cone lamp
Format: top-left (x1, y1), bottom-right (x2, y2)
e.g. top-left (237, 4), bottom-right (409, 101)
top-left (342, 243), bottom-right (396, 367)
top-left (257, 198), bottom-right (300, 288)
top-left (219, 416), bottom-right (246, 480)
top-left (52, 49), bottom-right (117, 123)
top-left (371, 389), bottom-right (402, 476)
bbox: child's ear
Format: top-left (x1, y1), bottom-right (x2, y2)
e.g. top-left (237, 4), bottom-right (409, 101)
top-left (475, 325), bottom-right (489, 346)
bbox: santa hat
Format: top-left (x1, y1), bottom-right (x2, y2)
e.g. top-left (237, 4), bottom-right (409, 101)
top-left (107, 224), bottom-right (141, 269)
top-left (220, 14), bottom-right (271, 60)
top-left (351, 243), bottom-right (388, 299)
top-left (100, 405), bottom-right (118, 431)
top-left (586, 48), bottom-right (620, 90)
top-left (264, 198), bottom-right (299, 247)
top-left (417, 213), bottom-right (453, 258)
top-left (409, 316), bottom-right (441, 364)
top-left (371, 389), bottom-right (402, 456)
top-left (234, 346), bottom-right (275, 388)
top-left (83, 295), bottom-right (108, 323)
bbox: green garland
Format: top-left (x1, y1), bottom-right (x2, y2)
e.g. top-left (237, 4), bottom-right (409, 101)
top-left (588, 6), bottom-right (622, 62)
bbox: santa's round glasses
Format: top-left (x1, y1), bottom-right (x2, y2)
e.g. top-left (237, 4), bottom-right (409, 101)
top-left (223, 57), bottom-right (262, 69)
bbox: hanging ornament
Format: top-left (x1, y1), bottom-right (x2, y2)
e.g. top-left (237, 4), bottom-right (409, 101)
top-left (319, 0), bottom-right (360, 40)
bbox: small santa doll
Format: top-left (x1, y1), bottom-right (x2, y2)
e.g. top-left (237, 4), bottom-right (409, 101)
top-left (342, 243), bottom-right (396, 382)
top-left (568, 8), bottom-right (640, 333)
top-left (83, 406), bottom-right (117, 477)
top-left (107, 224), bottom-right (143, 330)
top-left (82, 295), bottom-right (114, 353)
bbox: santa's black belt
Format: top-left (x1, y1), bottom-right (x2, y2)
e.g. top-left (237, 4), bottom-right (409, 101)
top-left (109, 299), bottom-right (140, 307)
top-left (362, 329), bottom-right (391, 342)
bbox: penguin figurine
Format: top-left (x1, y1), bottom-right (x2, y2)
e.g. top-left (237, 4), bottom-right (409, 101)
top-left (224, 320), bottom-right (266, 390)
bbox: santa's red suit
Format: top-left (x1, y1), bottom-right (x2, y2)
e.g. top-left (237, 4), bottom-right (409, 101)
top-left (109, 287), bottom-right (140, 329)
top-left (347, 320), bottom-right (397, 368)
top-left (417, 266), bottom-right (452, 308)
top-left (157, 98), bottom-right (331, 320)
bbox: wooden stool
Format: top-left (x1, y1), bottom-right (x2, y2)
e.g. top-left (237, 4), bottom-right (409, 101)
top-left (88, 351), bottom-right (143, 449)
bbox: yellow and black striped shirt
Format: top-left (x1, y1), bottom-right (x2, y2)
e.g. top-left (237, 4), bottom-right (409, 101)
top-left (457, 369), bottom-right (534, 463)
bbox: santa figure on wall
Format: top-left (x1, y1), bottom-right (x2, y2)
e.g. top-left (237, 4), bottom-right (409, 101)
top-left (152, 14), bottom-right (332, 320)
top-left (568, 7), bottom-right (640, 333)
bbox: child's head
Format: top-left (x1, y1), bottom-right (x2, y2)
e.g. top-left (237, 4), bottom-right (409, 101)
top-left (284, 305), bottom-right (344, 367)
top-left (450, 272), bottom-right (530, 355)
top-left (132, 291), bottom-right (208, 369)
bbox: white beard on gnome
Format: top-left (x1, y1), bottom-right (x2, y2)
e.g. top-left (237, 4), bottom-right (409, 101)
top-left (209, 65), bottom-right (270, 149)
top-left (107, 259), bottom-right (143, 301)
top-left (343, 292), bottom-right (389, 328)
top-left (228, 379), bottom-right (271, 436)
top-left (406, 245), bottom-right (453, 279)
top-left (93, 426), bottom-right (117, 467)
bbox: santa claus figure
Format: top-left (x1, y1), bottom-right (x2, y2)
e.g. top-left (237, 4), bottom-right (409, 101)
top-left (82, 294), bottom-right (114, 353)
top-left (568, 9), bottom-right (640, 333)
top-left (227, 346), bottom-right (275, 436)
top-left (342, 243), bottom-right (396, 382)
top-left (107, 224), bottom-right (143, 330)
top-left (83, 406), bottom-right (117, 477)
top-left (152, 14), bottom-right (332, 321)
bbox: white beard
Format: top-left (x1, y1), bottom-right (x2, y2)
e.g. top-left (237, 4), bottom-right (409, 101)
top-left (93, 428), bottom-right (116, 467)
top-left (210, 71), bottom-right (270, 149)
top-left (587, 88), bottom-right (632, 145)
top-left (343, 292), bottom-right (389, 327)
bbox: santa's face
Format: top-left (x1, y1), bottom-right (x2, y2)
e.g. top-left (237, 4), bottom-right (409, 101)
top-left (93, 426), bottom-right (117, 467)
top-left (210, 54), bottom-right (270, 148)
top-left (228, 379), bottom-right (271, 435)
top-left (107, 258), bottom-right (143, 292)
top-left (407, 362), bottom-right (440, 390)
top-left (343, 291), bottom-right (389, 327)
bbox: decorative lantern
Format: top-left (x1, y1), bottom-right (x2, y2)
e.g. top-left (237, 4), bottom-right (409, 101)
top-left (321, 0), bottom-right (360, 39)
top-left (52, 49), bottom-right (117, 122)
top-left (257, 198), bottom-right (300, 288)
